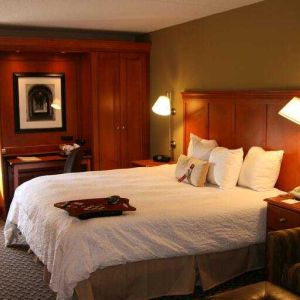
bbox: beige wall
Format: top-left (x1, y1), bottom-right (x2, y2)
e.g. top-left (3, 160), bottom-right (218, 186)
top-left (150, 0), bottom-right (300, 159)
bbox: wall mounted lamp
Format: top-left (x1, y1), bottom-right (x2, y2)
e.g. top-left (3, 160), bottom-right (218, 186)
top-left (152, 91), bottom-right (176, 160)
top-left (51, 98), bottom-right (61, 110)
top-left (279, 97), bottom-right (300, 125)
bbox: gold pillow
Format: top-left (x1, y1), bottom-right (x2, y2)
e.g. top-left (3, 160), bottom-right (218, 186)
top-left (175, 154), bottom-right (209, 187)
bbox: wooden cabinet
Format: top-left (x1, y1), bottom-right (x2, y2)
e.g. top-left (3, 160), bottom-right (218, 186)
top-left (120, 53), bottom-right (149, 168)
top-left (265, 194), bottom-right (300, 232)
top-left (97, 53), bottom-right (121, 170)
top-left (97, 52), bottom-right (149, 170)
top-left (267, 204), bottom-right (300, 231)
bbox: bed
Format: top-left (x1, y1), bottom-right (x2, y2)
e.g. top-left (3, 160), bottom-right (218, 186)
top-left (4, 90), bottom-right (300, 300)
top-left (5, 164), bottom-right (279, 299)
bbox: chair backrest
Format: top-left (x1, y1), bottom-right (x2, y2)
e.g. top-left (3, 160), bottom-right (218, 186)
top-left (267, 227), bottom-right (300, 285)
top-left (63, 147), bottom-right (83, 173)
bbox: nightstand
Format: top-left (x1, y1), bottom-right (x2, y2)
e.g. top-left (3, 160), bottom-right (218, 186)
top-left (264, 194), bottom-right (300, 232)
top-left (131, 159), bottom-right (175, 167)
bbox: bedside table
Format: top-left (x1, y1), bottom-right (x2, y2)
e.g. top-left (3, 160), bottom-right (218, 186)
top-left (131, 159), bottom-right (175, 167)
top-left (264, 194), bottom-right (300, 232)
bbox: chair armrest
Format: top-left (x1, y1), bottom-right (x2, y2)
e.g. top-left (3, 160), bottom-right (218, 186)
top-left (268, 227), bottom-right (300, 284)
top-left (209, 282), bottom-right (300, 300)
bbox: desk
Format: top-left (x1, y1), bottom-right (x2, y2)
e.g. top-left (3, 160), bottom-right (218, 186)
top-left (5, 154), bottom-right (92, 213)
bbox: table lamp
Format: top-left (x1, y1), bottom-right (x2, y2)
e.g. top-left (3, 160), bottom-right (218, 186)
top-left (279, 97), bottom-right (300, 196)
top-left (279, 97), bottom-right (300, 125)
top-left (152, 92), bottom-right (176, 161)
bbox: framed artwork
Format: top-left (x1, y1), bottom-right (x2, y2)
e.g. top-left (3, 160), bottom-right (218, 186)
top-left (13, 73), bottom-right (66, 133)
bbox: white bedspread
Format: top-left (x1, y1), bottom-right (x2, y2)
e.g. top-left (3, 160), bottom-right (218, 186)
top-left (4, 165), bottom-right (280, 300)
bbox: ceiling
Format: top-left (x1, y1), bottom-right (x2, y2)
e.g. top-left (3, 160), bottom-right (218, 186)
top-left (0, 0), bottom-right (264, 33)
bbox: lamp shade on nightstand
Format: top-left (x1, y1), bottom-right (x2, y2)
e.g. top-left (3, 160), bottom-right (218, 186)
top-left (279, 97), bottom-right (300, 125)
top-left (152, 95), bottom-right (171, 116)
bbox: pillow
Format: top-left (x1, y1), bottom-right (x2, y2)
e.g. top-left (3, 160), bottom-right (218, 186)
top-left (187, 133), bottom-right (201, 155)
top-left (187, 133), bottom-right (218, 160)
top-left (238, 146), bottom-right (284, 191)
top-left (175, 154), bottom-right (209, 187)
top-left (207, 147), bottom-right (244, 189)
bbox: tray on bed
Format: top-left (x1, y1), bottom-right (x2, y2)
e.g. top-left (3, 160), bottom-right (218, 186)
top-left (54, 197), bottom-right (136, 219)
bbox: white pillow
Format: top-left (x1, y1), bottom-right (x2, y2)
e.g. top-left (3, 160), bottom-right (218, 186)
top-left (187, 133), bottom-right (218, 160)
top-left (238, 146), bottom-right (284, 191)
top-left (175, 155), bottom-right (209, 187)
top-left (207, 147), bottom-right (244, 189)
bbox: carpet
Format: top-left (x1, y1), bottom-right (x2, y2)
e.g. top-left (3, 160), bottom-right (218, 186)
top-left (0, 219), bottom-right (264, 299)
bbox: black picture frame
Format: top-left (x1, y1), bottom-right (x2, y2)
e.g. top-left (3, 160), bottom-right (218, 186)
top-left (13, 72), bottom-right (66, 133)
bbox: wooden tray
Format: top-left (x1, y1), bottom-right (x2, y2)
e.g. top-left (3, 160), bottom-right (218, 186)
top-left (54, 197), bottom-right (136, 220)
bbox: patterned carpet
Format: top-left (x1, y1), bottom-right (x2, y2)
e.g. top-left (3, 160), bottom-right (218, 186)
top-left (0, 219), bottom-right (264, 299)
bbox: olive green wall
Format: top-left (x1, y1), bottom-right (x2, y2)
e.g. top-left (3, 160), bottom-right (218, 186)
top-left (150, 0), bottom-right (300, 159)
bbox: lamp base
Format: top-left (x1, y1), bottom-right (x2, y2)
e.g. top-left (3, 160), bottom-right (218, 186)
top-left (153, 155), bottom-right (171, 163)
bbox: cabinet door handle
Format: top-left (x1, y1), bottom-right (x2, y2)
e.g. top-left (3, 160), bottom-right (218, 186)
top-left (122, 125), bottom-right (126, 130)
top-left (116, 126), bottom-right (120, 130)
top-left (279, 217), bottom-right (287, 223)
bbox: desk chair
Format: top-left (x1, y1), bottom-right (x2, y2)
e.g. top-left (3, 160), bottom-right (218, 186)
top-left (63, 147), bottom-right (83, 173)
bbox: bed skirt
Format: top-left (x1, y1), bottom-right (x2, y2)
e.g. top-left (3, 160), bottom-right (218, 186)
top-left (43, 243), bottom-right (265, 300)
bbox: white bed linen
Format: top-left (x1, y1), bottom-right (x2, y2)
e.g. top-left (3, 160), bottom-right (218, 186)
top-left (4, 165), bottom-right (280, 300)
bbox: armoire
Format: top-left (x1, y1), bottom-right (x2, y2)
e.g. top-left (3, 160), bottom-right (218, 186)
top-left (95, 52), bottom-right (149, 170)
top-left (0, 36), bottom-right (150, 216)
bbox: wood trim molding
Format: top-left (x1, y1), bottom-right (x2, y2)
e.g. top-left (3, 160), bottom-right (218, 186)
top-left (182, 90), bottom-right (300, 98)
top-left (0, 36), bottom-right (151, 53)
top-left (90, 53), bottom-right (100, 170)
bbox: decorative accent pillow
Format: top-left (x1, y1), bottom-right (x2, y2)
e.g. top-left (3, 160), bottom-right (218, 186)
top-left (187, 133), bottom-right (218, 160)
top-left (175, 154), bottom-right (209, 187)
top-left (238, 146), bottom-right (284, 191)
top-left (207, 147), bottom-right (244, 189)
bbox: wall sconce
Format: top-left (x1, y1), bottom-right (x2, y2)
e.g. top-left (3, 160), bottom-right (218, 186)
top-left (152, 91), bottom-right (176, 160)
top-left (278, 97), bottom-right (300, 125)
top-left (51, 98), bottom-right (61, 110)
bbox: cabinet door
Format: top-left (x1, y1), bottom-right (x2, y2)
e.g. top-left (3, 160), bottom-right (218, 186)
top-left (97, 53), bottom-right (121, 170)
top-left (120, 53), bottom-right (149, 168)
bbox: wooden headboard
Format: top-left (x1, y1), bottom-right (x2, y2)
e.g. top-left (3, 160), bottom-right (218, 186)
top-left (182, 90), bottom-right (300, 192)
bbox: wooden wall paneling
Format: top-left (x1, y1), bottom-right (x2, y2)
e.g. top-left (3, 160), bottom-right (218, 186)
top-left (0, 78), bottom-right (3, 217)
top-left (208, 100), bottom-right (234, 148)
top-left (90, 53), bottom-right (100, 170)
top-left (120, 53), bottom-right (149, 168)
top-left (267, 103), bottom-right (300, 191)
top-left (97, 52), bottom-right (121, 170)
top-left (144, 53), bottom-right (150, 161)
top-left (183, 97), bottom-right (208, 154)
top-left (234, 102), bottom-right (267, 151)
top-left (78, 54), bottom-right (93, 153)
top-left (67, 56), bottom-right (80, 141)
top-left (0, 53), bottom-right (81, 155)
top-left (0, 36), bottom-right (151, 53)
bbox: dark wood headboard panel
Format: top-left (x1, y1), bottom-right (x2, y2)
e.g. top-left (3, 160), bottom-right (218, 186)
top-left (182, 90), bottom-right (300, 191)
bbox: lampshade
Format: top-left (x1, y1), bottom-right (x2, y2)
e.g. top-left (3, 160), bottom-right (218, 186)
top-left (278, 97), bottom-right (300, 125)
top-left (51, 98), bottom-right (61, 110)
top-left (152, 96), bottom-right (171, 116)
